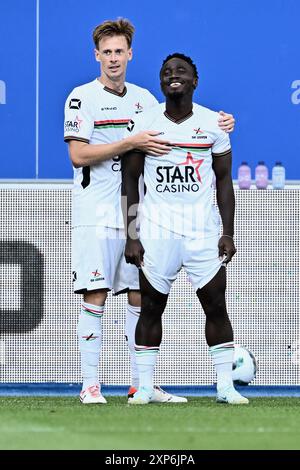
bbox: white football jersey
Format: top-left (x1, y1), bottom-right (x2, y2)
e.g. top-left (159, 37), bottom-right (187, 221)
top-left (64, 79), bottom-right (158, 227)
top-left (125, 103), bottom-right (231, 237)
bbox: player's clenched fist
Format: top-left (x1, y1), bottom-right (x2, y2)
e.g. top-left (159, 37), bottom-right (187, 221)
top-left (125, 239), bottom-right (145, 267)
top-left (218, 235), bottom-right (236, 263)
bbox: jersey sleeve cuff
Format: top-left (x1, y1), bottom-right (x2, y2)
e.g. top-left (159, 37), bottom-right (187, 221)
top-left (64, 136), bottom-right (89, 144)
top-left (212, 148), bottom-right (231, 158)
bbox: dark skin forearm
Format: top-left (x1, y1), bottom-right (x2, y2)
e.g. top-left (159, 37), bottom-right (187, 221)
top-left (212, 151), bottom-right (236, 262)
top-left (214, 159), bottom-right (235, 237)
top-left (121, 151), bottom-right (145, 266)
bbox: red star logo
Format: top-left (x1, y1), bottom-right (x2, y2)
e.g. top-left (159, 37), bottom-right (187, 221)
top-left (92, 270), bottom-right (101, 277)
top-left (194, 128), bottom-right (204, 135)
top-left (75, 115), bottom-right (83, 129)
top-left (178, 152), bottom-right (204, 182)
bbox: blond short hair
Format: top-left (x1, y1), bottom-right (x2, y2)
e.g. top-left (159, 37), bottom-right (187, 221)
top-left (93, 18), bottom-right (135, 49)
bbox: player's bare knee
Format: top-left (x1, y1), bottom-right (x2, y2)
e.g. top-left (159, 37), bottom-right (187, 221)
top-left (198, 288), bottom-right (227, 318)
top-left (197, 277), bottom-right (226, 312)
top-left (84, 289), bottom-right (108, 306)
top-left (142, 294), bottom-right (166, 319)
top-left (128, 289), bottom-right (141, 307)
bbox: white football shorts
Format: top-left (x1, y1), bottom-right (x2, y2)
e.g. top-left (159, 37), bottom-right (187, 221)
top-left (72, 226), bottom-right (139, 294)
top-left (140, 224), bottom-right (223, 294)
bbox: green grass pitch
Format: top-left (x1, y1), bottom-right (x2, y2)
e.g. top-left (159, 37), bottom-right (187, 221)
top-left (0, 396), bottom-right (300, 450)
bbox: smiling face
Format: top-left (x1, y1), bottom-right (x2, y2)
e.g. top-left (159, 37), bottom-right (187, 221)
top-left (95, 35), bottom-right (132, 86)
top-left (160, 57), bottom-right (198, 99)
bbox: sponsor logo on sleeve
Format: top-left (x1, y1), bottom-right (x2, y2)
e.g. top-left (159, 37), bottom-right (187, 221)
top-left (64, 115), bottom-right (83, 133)
top-left (69, 98), bottom-right (81, 109)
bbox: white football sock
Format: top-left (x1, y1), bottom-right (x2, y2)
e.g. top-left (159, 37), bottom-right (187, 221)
top-left (135, 345), bottom-right (159, 390)
top-left (125, 304), bottom-right (140, 389)
top-left (77, 302), bottom-right (104, 391)
top-left (209, 341), bottom-right (234, 393)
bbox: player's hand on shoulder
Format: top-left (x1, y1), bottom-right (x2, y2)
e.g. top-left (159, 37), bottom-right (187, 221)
top-left (218, 235), bottom-right (236, 264)
top-left (128, 131), bottom-right (172, 156)
top-left (218, 111), bottom-right (235, 133)
top-left (125, 239), bottom-right (145, 267)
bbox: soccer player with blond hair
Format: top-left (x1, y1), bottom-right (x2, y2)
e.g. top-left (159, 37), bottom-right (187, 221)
top-left (64, 19), bottom-right (236, 404)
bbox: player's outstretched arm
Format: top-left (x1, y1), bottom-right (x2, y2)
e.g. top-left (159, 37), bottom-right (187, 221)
top-left (212, 150), bottom-right (236, 263)
top-left (68, 132), bottom-right (170, 168)
top-left (128, 131), bottom-right (172, 156)
top-left (218, 111), bottom-right (235, 133)
top-left (121, 151), bottom-right (145, 267)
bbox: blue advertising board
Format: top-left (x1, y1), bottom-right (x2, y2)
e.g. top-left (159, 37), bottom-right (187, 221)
top-left (0, 1), bottom-right (37, 178)
top-left (0, 0), bottom-right (299, 179)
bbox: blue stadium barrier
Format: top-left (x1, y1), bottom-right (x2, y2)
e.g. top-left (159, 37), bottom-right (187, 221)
top-left (0, 384), bottom-right (300, 397)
